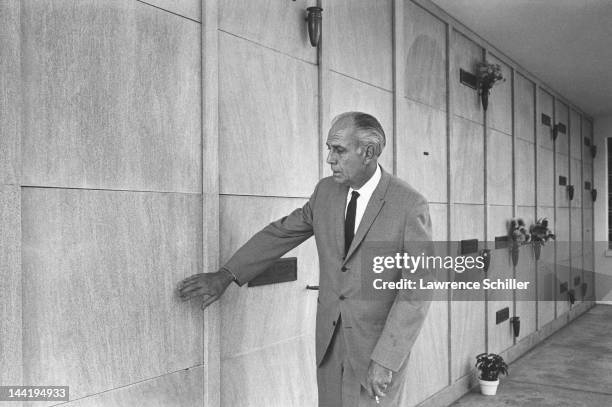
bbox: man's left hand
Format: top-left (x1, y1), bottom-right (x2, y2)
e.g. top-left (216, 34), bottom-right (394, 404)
top-left (366, 360), bottom-right (393, 399)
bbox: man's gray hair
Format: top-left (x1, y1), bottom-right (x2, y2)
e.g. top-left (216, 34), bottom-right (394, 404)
top-left (332, 111), bottom-right (386, 157)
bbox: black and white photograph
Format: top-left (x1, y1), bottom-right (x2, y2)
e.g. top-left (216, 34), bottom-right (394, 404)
top-left (2, 0), bottom-right (612, 406)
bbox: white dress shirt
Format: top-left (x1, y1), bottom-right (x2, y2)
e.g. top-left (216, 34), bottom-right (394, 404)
top-left (345, 165), bottom-right (382, 234)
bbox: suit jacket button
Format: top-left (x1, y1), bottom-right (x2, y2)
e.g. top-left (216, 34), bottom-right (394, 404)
top-left (341, 266), bottom-right (348, 272)
top-left (339, 295), bottom-right (346, 300)
top-left (332, 321), bottom-right (336, 326)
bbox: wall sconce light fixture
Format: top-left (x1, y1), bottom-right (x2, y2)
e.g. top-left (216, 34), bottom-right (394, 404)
top-left (567, 185), bottom-right (575, 201)
top-left (306, 7), bottom-right (323, 47)
top-left (592, 188), bottom-right (598, 202)
top-left (591, 145), bottom-right (597, 158)
top-left (568, 289), bottom-right (576, 305)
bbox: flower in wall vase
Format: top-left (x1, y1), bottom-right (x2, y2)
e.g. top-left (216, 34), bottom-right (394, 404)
top-left (509, 218), bottom-right (529, 267)
top-left (530, 218), bottom-right (555, 262)
top-left (477, 62), bottom-right (504, 112)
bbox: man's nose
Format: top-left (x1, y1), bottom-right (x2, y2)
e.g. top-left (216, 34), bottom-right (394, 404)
top-left (326, 151), bottom-right (335, 164)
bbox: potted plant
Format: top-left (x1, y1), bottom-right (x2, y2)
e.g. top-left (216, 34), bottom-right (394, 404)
top-left (476, 62), bottom-right (505, 111)
top-left (530, 217), bottom-right (555, 260)
top-left (509, 218), bottom-right (529, 266)
top-left (475, 352), bottom-right (508, 396)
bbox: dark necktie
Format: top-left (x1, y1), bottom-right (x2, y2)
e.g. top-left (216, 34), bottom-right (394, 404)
top-left (345, 191), bottom-right (360, 255)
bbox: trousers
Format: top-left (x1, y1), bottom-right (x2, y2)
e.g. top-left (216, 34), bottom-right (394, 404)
top-left (316, 316), bottom-right (408, 407)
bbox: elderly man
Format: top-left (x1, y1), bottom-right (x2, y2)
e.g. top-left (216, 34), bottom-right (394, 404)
top-left (178, 112), bottom-right (433, 406)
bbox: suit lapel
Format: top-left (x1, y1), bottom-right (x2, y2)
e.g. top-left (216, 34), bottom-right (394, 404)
top-left (334, 183), bottom-right (349, 258)
top-left (344, 169), bottom-right (392, 262)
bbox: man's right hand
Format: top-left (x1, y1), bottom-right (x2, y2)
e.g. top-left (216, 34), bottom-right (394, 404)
top-left (177, 269), bottom-right (234, 309)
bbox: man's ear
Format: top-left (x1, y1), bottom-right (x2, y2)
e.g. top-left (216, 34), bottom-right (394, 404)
top-left (364, 144), bottom-right (375, 163)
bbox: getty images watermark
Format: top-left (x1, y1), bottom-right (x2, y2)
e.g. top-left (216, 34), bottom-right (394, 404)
top-left (358, 241), bottom-right (610, 302)
top-left (371, 252), bottom-right (530, 291)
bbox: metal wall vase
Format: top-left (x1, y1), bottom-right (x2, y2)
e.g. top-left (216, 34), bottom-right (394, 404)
top-left (533, 242), bottom-right (541, 261)
top-left (511, 242), bottom-right (519, 267)
top-left (481, 87), bottom-right (490, 111)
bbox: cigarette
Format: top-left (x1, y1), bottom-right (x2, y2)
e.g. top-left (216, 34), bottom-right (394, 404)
top-left (375, 395), bottom-right (380, 404)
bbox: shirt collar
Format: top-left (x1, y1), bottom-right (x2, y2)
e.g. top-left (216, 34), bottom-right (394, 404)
top-left (349, 164), bottom-right (381, 198)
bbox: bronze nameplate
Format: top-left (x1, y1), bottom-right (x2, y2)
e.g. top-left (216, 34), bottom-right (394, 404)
top-left (460, 69), bottom-right (478, 89)
top-left (460, 238), bottom-right (479, 255)
top-left (495, 235), bottom-right (509, 249)
top-left (248, 257), bottom-right (298, 287)
top-left (496, 307), bottom-right (509, 324)
top-left (556, 123), bottom-right (567, 134)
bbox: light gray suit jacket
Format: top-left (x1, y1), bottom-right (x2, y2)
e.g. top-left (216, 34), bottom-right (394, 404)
top-left (225, 168), bottom-right (433, 387)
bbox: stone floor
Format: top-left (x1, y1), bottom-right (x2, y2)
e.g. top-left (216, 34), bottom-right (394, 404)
top-left (451, 305), bottom-right (612, 407)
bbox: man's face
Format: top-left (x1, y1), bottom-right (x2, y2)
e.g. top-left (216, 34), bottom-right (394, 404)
top-left (325, 119), bottom-right (368, 187)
